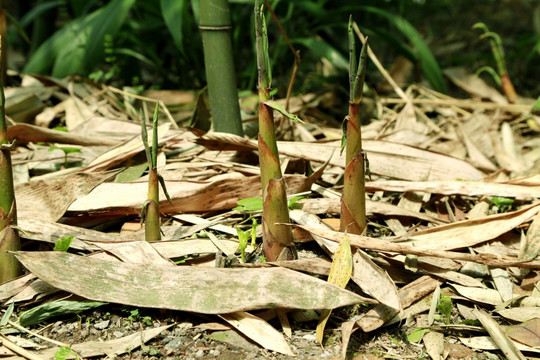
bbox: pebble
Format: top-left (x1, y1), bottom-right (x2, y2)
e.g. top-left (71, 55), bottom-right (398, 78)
top-left (195, 349), bottom-right (204, 358)
top-left (94, 320), bottom-right (110, 330)
top-left (209, 349), bottom-right (220, 357)
top-left (113, 331), bottom-right (124, 338)
top-left (302, 334), bottom-right (317, 342)
top-left (164, 337), bottom-right (184, 351)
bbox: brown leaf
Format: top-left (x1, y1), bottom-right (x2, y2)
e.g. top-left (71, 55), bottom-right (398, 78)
top-left (507, 317), bottom-right (540, 348)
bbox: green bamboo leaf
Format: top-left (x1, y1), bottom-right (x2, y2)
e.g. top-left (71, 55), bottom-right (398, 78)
top-left (53, 235), bottom-right (73, 252)
top-left (140, 116), bottom-right (152, 167)
top-left (157, 174), bottom-right (173, 206)
top-left (255, 1), bottom-right (271, 89)
top-left (263, 100), bottom-right (304, 123)
top-left (0, 302), bottom-right (14, 327)
top-left (359, 6), bottom-right (446, 93)
top-left (348, 15), bottom-right (356, 87)
top-left (24, 0), bottom-right (136, 77)
top-left (160, 0), bottom-right (188, 54)
top-left (20, 300), bottom-right (107, 327)
top-left (152, 103), bottom-right (159, 168)
top-left (236, 198), bottom-right (264, 212)
top-left (292, 37), bottom-right (348, 71)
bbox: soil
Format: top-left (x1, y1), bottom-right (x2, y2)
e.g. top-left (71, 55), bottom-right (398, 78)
top-left (3, 303), bottom-right (497, 360)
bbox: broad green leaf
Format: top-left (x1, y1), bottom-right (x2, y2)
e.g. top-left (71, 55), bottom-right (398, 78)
top-left (293, 37), bottom-right (349, 71)
top-left (359, 6), bottom-right (447, 93)
top-left (263, 101), bottom-right (304, 123)
top-left (407, 328), bottom-right (430, 343)
top-left (24, 0), bottom-right (136, 77)
top-left (160, 0), bottom-right (188, 54)
top-left (20, 299), bottom-right (107, 327)
top-left (316, 235), bottom-right (352, 345)
top-left (236, 197), bottom-right (263, 212)
top-left (0, 302), bottom-right (14, 327)
top-left (53, 235), bottom-right (73, 252)
top-left (115, 162), bottom-right (149, 183)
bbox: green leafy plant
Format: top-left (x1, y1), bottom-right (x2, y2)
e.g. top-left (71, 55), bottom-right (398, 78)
top-left (48, 145), bottom-right (82, 168)
top-left (236, 226), bottom-right (251, 263)
top-left (473, 22), bottom-right (518, 103)
top-left (55, 346), bottom-right (80, 360)
top-left (53, 235), bottom-right (74, 252)
top-left (491, 196), bottom-right (514, 213)
top-left (436, 294), bottom-right (453, 325)
top-left (406, 327), bottom-right (430, 343)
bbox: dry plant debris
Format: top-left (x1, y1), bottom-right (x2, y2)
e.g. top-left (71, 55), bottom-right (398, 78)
top-left (0, 67), bottom-right (539, 359)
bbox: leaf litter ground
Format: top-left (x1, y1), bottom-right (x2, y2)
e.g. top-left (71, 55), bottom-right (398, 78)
top-left (1, 67), bottom-right (540, 359)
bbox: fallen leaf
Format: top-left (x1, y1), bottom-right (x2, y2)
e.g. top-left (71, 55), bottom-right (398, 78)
top-left (14, 251), bottom-right (373, 314)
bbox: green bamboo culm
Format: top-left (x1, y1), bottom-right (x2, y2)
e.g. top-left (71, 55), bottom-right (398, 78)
top-left (340, 16), bottom-right (368, 235)
top-left (142, 104), bottom-right (161, 242)
top-left (255, 1), bottom-right (296, 262)
top-left (199, 0), bottom-right (244, 136)
top-left (0, 38), bottom-right (22, 283)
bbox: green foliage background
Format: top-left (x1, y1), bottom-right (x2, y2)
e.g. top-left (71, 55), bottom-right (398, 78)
top-left (5, 0), bottom-right (540, 96)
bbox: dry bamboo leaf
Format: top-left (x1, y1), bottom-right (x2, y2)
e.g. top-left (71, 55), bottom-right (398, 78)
top-left (444, 67), bottom-right (507, 104)
top-left (452, 284), bottom-right (503, 306)
top-left (294, 223), bottom-right (540, 268)
top-left (423, 331), bottom-right (444, 360)
top-left (472, 307), bottom-right (527, 360)
top-left (84, 123), bottom-right (175, 171)
top-left (91, 241), bottom-right (174, 266)
top-left (520, 211), bottom-right (540, 261)
top-left (18, 217), bottom-right (120, 250)
top-left (407, 203), bottom-right (540, 250)
top-left (365, 179), bottom-right (540, 200)
top-left (36, 325), bottom-right (172, 358)
top-left (490, 267), bottom-right (514, 302)
top-left (341, 321), bottom-right (356, 360)
top-left (7, 123), bottom-right (118, 146)
top-left (219, 312), bottom-right (293, 356)
top-left (14, 251), bottom-right (372, 313)
top-left (16, 171), bottom-right (115, 222)
top-left (0, 275), bottom-right (35, 303)
top-left (198, 133), bottom-right (485, 181)
top-left (64, 97), bottom-right (95, 130)
top-left (68, 173), bottom-right (315, 215)
top-left (316, 235), bottom-right (352, 345)
top-left (356, 276), bottom-right (442, 332)
top-left (457, 123), bottom-right (498, 171)
top-left (351, 250), bottom-right (400, 311)
top-left (506, 317), bottom-right (540, 348)
top-left (460, 336), bottom-right (540, 354)
top-left (497, 307), bottom-right (540, 322)
top-left (152, 239), bottom-right (244, 259)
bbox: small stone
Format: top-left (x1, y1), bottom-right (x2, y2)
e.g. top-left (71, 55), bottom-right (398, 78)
top-left (94, 320), bottom-right (110, 330)
top-left (195, 349), bottom-right (204, 358)
top-left (164, 337), bottom-right (185, 351)
top-left (302, 334), bottom-right (317, 342)
top-left (113, 331), bottom-right (124, 338)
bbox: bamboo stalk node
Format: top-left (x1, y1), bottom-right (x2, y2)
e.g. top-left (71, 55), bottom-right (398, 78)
top-left (199, 25), bottom-right (233, 31)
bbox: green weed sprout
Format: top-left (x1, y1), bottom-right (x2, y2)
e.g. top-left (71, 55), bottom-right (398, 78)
top-left (0, 46), bottom-right (21, 283)
top-left (340, 16), bottom-right (368, 235)
top-left (48, 145), bottom-right (82, 168)
top-left (254, 0), bottom-right (296, 261)
top-left (473, 22), bottom-right (518, 103)
top-left (141, 104), bottom-right (172, 241)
